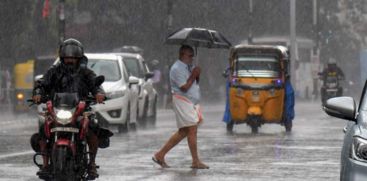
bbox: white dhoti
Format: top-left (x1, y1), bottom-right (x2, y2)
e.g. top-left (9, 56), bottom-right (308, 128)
top-left (172, 94), bottom-right (203, 129)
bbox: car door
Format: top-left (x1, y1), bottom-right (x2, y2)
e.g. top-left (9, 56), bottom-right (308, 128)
top-left (121, 56), bottom-right (146, 117)
top-left (119, 59), bottom-right (138, 125)
top-left (140, 58), bottom-right (157, 116)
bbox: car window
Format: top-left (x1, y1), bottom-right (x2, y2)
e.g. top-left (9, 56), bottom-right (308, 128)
top-left (123, 58), bottom-right (144, 78)
top-left (87, 59), bottom-right (121, 81)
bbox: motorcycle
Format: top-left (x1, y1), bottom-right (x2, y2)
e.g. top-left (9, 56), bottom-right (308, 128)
top-left (320, 73), bottom-right (343, 105)
top-left (30, 76), bottom-right (110, 181)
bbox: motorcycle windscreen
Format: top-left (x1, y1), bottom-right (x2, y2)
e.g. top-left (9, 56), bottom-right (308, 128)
top-left (53, 92), bottom-right (79, 109)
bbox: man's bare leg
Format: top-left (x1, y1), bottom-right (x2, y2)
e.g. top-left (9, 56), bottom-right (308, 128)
top-left (154, 128), bottom-right (188, 167)
top-left (187, 125), bottom-right (209, 169)
top-left (87, 133), bottom-right (99, 178)
top-left (39, 139), bottom-right (48, 168)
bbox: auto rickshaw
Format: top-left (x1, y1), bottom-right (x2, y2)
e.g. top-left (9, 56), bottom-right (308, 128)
top-left (225, 44), bottom-right (293, 133)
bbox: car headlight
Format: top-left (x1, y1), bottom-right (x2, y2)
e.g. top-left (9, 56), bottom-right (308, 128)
top-left (351, 137), bottom-right (367, 161)
top-left (106, 87), bottom-right (126, 99)
top-left (55, 109), bottom-right (73, 125)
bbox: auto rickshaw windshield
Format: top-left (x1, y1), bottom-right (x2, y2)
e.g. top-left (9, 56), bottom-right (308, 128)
top-left (234, 56), bottom-right (280, 78)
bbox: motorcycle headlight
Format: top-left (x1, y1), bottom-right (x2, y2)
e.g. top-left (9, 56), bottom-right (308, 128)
top-left (351, 137), bottom-right (367, 162)
top-left (55, 109), bottom-right (73, 125)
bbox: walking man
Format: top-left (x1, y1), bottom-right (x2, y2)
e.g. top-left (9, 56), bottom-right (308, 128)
top-left (153, 45), bottom-right (209, 169)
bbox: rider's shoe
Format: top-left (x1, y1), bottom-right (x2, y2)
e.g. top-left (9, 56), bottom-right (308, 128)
top-left (87, 163), bottom-right (99, 180)
top-left (36, 166), bottom-right (50, 178)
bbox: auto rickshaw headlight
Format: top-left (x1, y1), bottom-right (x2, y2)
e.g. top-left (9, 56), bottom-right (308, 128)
top-left (273, 79), bottom-right (283, 87)
top-left (351, 137), bottom-right (367, 162)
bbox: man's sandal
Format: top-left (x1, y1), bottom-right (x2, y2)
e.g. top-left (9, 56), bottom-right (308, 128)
top-left (152, 156), bottom-right (170, 168)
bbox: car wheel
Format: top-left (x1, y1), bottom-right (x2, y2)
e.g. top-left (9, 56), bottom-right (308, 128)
top-left (118, 104), bottom-right (130, 133)
top-left (130, 122), bottom-right (137, 132)
top-left (148, 95), bottom-right (158, 127)
top-left (138, 98), bottom-right (149, 128)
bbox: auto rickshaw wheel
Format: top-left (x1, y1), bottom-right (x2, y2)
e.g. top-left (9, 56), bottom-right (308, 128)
top-left (226, 121), bottom-right (234, 132)
top-left (250, 125), bottom-right (258, 134)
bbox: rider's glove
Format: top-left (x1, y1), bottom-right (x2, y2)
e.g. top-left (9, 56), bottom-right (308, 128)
top-left (95, 93), bottom-right (105, 103)
top-left (32, 95), bottom-right (42, 104)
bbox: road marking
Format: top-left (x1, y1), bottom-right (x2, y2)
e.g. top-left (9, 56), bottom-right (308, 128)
top-left (0, 150), bottom-right (34, 159)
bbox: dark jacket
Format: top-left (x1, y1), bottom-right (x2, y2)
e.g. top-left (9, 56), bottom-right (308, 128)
top-left (320, 65), bottom-right (345, 82)
top-left (33, 63), bottom-right (104, 100)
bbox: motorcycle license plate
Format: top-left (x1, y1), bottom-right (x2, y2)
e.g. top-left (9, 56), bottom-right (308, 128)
top-left (51, 127), bottom-right (79, 133)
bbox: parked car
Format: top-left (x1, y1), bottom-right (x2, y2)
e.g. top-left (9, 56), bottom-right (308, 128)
top-left (86, 53), bottom-right (140, 133)
top-left (114, 52), bottom-right (158, 127)
top-left (323, 80), bottom-right (367, 181)
top-left (37, 53), bottom-right (140, 133)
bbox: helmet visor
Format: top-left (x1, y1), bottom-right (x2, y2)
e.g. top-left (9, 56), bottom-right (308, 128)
top-left (60, 44), bottom-right (83, 58)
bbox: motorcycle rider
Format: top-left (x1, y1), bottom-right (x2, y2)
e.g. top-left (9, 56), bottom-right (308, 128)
top-left (32, 38), bottom-right (106, 179)
top-left (319, 58), bottom-right (345, 104)
top-left (319, 58), bottom-right (345, 81)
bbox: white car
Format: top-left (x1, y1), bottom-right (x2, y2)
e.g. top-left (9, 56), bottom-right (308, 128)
top-left (114, 53), bottom-right (158, 127)
top-left (86, 53), bottom-right (139, 133)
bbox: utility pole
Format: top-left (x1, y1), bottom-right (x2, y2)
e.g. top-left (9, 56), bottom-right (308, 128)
top-left (162, 0), bottom-right (173, 109)
top-left (312, 0), bottom-right (319, 51)
top-left (290, 0), bottom-right (297, 87)
top-left (248, 0), bottom-right (253, 44)
top-left (58, 0), bottom-right (65, 45)
top-left (311, 0), bottom-right (320, 100)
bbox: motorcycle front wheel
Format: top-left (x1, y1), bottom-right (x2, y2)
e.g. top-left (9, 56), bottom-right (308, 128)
top-left (52, 147), bottom-right (77, 181)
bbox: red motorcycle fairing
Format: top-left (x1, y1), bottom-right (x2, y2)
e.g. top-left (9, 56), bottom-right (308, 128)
top-left (46, 101), bottom-right (55, 117)
top-left (72, 101), bottom-right (86, 125)
top-left (45, 101), bottom-right (55, 138)
top-left (44, 119), bottom-right (52, 139)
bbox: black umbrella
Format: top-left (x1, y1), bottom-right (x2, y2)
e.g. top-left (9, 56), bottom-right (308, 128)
top-left (165, 27), bottom-right (232, 49)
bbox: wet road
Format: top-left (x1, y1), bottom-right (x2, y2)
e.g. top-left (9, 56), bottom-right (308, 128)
top-left (0, 101), bottom-right (346, 181)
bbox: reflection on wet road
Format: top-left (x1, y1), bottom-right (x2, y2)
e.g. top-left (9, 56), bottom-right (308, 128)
top-left (0, 101), bottom-right (345, 180)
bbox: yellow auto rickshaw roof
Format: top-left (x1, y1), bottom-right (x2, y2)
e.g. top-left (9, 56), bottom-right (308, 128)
top-left (230, 44), bottom-right (288, 59)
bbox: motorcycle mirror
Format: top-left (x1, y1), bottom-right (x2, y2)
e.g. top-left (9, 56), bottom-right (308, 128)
top-left (95, 75), bottom-right (105, 86)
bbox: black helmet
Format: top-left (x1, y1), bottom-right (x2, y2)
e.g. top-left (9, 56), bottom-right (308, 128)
top-left (59, 38), bottom-right (84, 59)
